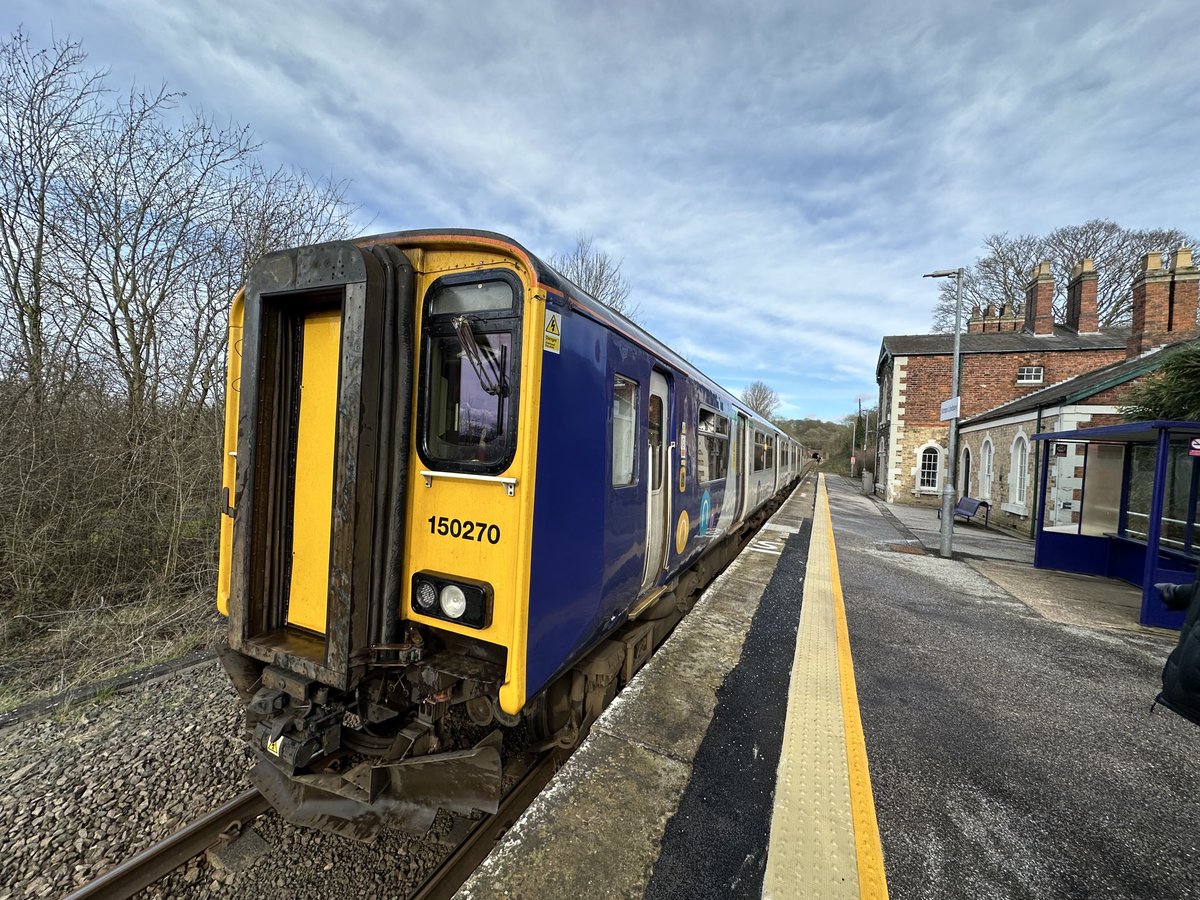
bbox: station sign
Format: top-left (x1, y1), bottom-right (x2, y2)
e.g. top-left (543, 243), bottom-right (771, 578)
top-left (1054, 443), bottom-right (1068, 457)
top-left (1190, 437), bottom-right (1200, 457)
top-left (939, 396), bottom-right (961, 421)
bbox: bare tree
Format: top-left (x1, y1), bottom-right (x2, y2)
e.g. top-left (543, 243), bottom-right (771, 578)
top-left (931, 220), bottom-right (1198, 332)
top-left (740, 380), bottom-right (779, 418)
top-left (66, 86), bottom-right (258, 420)
top-left (548, 234), bottom-right (640, 321)
top-left (0, 30), bottom-right (358, 700)
top-left (0, 30), bottom-right (104, 411)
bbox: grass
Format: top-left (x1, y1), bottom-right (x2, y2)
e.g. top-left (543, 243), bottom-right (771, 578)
top-left (0, 591), bottom-right (226, 716)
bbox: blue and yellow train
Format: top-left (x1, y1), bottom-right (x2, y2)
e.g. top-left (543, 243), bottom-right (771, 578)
top-left (216, 230), bottom-right (804, 838)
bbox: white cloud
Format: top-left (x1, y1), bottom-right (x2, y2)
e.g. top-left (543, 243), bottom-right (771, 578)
top-left (8, 0), bottom-right (1200, 419)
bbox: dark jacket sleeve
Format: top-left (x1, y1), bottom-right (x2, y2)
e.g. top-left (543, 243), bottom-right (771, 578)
top-left (1163, 582), bottom-right (1198, 611)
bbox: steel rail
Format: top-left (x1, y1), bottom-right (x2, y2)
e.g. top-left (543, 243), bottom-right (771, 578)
top-left (64, 789), bottom-right (269, 900)
top-left (410, 748), bottom-right (569, 900)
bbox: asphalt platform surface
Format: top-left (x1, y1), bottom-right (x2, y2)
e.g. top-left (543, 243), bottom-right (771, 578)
top-left (643, 515), bottom-right (813, 899)
top-left (828, 476), bottom-right (1199, 900)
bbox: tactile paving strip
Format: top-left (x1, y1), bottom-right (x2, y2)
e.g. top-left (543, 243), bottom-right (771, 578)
top-left (762, 475), bottom-right (888, 900)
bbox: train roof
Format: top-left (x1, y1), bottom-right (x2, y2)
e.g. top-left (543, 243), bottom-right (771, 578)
top-left (359, 228), bottom-right (794, 439)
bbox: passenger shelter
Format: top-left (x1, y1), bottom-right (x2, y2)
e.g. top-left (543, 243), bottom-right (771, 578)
top-left (1032, 421), bottom-right (1200, 629)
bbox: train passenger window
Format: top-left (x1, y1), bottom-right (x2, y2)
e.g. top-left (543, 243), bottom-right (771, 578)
top-left (612, 375), bottom-right (639, 486)
top-left (764, 435), bottom-right (774, 469)
top-left (697, 408), bottom-right (729, 482)
top-left (648, 394), bottom-right (663, 491)
top-left (753, 429), bottom-right (766, 472)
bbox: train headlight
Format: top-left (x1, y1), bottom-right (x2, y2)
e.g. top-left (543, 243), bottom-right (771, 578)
top-left (411, 573), bottom-right (492, 629)
top-left (415, 580), bottom-right (438, 610)
top-left (439, 585), bottom-right (468, 619)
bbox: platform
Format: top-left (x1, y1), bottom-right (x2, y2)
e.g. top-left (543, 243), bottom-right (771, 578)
top-left (458, 473), bottom-right (887, 899)
top-left (458, 474), bottom-right (1199, 900)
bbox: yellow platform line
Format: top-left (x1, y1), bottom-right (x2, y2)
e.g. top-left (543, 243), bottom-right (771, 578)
top-left (829, 485), bottom-right (889, 898)
top-left (762, 474), bottom-right (888, 900)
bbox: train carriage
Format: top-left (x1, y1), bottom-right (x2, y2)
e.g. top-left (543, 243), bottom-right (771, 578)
top-left (217, 230), bottom-right (802, 838)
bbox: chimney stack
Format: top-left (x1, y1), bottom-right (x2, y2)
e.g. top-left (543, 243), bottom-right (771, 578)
top-left (967, 305), bottom-right (985, 334)
top-left (1169, 247), bottom-right (1198, 336)
top-left (1127, 250), bottom-right (1197, 356)
top-left (1023, 260), bottom-right (1055, 335)
top-left (1065, 258), bottom-right (1099, 333)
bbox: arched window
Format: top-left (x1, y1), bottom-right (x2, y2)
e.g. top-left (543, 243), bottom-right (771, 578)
top-left (960, 446), bottom-right (972, 497)
top-left (1010, 434), bottom-right (1029, 505)
top-left (980, 438), bottom-right (994, 500)
top-left (919, 446), bottom-right (940, 489)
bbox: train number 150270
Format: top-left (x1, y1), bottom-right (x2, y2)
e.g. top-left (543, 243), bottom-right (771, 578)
top-left (427, 515), bottom-right (501, 544)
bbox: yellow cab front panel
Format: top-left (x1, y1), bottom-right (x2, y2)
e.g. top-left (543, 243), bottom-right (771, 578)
top-left (377, 236), bottom-right (545, 717)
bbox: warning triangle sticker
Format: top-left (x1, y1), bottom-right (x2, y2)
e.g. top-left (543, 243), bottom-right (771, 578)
top-left (546, 314), bottom-right (560, 335)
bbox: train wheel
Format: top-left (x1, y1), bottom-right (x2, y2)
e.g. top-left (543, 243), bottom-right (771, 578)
top-left (525, 673), bottom-right (579, 745)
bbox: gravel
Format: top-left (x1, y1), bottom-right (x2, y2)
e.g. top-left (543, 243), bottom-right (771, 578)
top-left (0, 660), bottom-right (498, 899)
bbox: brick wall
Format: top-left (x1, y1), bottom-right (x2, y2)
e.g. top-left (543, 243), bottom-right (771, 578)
top-left (881, 345), bottom-right (1128, 499)
top-left (895, 348), bottom-right (1127, 427)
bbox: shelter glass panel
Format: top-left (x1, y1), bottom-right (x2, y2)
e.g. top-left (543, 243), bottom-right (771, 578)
top-left (1080, 443), bottom-right (1123, 537)
top-left (1124, 445), bottom-right (1155, 540)
top-left (1161, 441), bottom-right (1199, 554)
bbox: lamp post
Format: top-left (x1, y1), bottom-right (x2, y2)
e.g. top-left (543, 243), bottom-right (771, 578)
top-left (925, 267), bottom-right (965, 559)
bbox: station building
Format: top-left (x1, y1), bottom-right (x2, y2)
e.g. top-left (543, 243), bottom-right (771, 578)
top-left (875, 250), bottom-right (1199, 532)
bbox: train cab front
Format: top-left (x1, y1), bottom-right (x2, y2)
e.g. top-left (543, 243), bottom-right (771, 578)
top-left (215, 236), bottom-right (540, 841)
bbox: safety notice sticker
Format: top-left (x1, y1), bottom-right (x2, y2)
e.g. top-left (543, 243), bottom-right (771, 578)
top-left (544, 310), bottom-right (562, 354)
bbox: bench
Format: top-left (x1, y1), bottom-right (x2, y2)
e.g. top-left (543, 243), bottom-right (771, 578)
top-left (938, 496), bottom-right (990, 527)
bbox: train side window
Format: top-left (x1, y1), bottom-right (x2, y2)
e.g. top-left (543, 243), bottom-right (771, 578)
top-left (764, 435), bottom-right (775, 469)
top-left (697, 407), bottom-right (729, 482)
top-left (753, 429), bottom-right (766, 472)
top-left (612, 375), bottom-right (639, 486)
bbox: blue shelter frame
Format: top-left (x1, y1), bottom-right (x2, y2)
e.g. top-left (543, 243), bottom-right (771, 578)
top-left (1032, 421), bottom-right (1200, 629)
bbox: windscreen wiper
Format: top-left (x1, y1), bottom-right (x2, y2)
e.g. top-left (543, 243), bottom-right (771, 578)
top-left (452, 315), bottom-right (507, 396)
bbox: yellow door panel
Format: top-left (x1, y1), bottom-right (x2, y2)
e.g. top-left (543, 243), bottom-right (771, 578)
top-left (287, 306), bottom-right (342, 635)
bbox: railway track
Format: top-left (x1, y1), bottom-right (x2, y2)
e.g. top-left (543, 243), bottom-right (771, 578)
top-left (64, 749), bottom-right (567, 900)
top-left (411, 747), bottom-right (570, 900)
top-left (63, 789), bottom-right (270, 900)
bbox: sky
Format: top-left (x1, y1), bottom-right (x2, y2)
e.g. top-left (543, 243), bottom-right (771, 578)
top-left (7, 0), bottom-right (1200, 421)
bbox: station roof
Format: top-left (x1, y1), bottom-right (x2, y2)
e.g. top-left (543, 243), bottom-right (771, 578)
top-left (876, 326), bottom-right (1130, 379)
top-left (879, 326), bottom-right (1129, 358)
top-left (960, 341), bottom-right (1193, 426)
top-left (1033, 420), bottom-right (1200, 444)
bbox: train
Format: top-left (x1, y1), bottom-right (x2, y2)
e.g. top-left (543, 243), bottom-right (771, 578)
top-left (215, 230), bottom-right (806, 840)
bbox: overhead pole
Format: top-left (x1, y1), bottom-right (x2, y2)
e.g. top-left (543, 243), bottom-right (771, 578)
top-left (925, 267), bottom-right (965, 559)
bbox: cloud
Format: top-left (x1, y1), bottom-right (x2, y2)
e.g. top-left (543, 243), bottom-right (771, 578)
top-left (7, 0), bottom-right (1199, 420)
